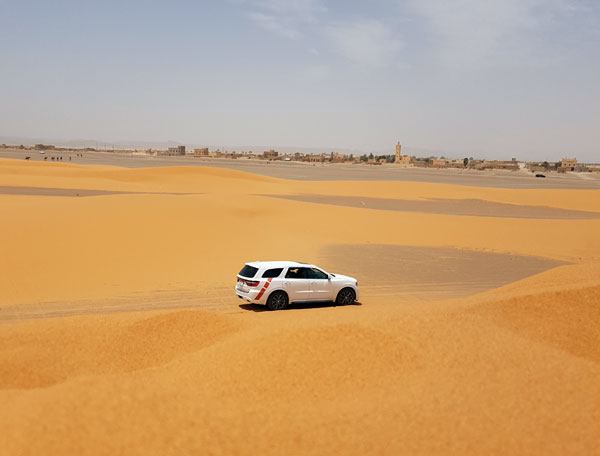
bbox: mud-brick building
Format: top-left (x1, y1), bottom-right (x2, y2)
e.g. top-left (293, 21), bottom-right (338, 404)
top-left (159, 146), bottom-right (186, 156)
top-left (193, 148), bottom-right (210, 157)
top-left (560, 157), bottom-right (578, 171)
top-left (263, 149), bottom-right (279, 160)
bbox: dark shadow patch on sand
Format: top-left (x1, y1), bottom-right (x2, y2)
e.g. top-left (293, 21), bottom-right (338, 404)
top-left (239, 301), bottom-right (362, 312)
top-left (319, 244), bottom-right (567, 301)
top-left (260, 194), bottom-right (600, 219)
top-left (0, 186), bottom-right (204, 197)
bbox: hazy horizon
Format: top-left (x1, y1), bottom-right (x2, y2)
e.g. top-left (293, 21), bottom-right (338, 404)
top-left (0, 134), bottom-right (467, 160)
top-left (1, 1), bottom-right (599, 162)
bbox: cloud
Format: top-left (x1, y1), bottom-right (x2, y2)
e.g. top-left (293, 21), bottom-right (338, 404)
top-left (238, 0), bottom-right (599, 70)
top-left (406, 0), bottom-right (600, 67)
top-left (326, 19), bottom-right (404, 67)
top-left (409, 0), bottom-right (541, 64)
top-left (239, 1), bottom-right (405, 68)
top-left (244, 0), bottom-right (326, 38)
top-left (252, 0), bottom-right (326, 22)
top-left (247, 12), bottom-right (299, 39)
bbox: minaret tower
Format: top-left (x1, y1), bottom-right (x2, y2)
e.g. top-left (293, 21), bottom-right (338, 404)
top-left (395, 142), bottom-right (402, 163)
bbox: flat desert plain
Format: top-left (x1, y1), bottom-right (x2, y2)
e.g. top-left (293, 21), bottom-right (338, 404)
top-left (1, 158), bottom-right (599, 455)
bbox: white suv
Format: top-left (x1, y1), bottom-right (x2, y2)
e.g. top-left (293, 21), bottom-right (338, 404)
top-left (235, 261), bottom-right (359, 310)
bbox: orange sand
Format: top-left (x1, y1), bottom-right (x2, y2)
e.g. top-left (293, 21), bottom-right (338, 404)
top-left (0, 158), bottom-right (599, 455)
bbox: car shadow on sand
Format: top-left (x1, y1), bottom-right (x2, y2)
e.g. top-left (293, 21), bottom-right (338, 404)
top-left (239, 301), bottom-right (363, 312)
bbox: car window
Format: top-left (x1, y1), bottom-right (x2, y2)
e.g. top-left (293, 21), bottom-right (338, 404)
top-left (306, 268), bottom-right (328, 279)
top-left (262, 268), bottom-right (283, 278)
top-left (285, 267), bottom-right (308, 279)
top-left (239, 265), bottom-right (258, 278)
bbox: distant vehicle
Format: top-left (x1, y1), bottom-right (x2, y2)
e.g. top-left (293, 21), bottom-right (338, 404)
top-left (235, 261), bottom-right (359, 310)
top-left (535, 173), bottom-right (546, 178)
top-left (38, 150), bottom-right (45, 154)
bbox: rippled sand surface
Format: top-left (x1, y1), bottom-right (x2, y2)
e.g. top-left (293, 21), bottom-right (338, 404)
top-left (1, 158), bottom-right (599, 455)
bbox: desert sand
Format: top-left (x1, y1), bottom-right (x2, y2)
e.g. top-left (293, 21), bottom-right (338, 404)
top-left (1, 158), bottom-right (599, 455)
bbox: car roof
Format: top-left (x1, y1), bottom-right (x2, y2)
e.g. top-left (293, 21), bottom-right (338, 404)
top-left (245, 261), bottom-right (316, 269)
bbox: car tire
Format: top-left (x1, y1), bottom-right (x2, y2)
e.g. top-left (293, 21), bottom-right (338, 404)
top-left (336, 288), bottom-right (356, 306)
top-left (266, 291), bottom-right (289, 311)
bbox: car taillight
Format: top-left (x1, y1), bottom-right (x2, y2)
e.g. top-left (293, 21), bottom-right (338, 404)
top-left (237, 277), bottom-right (260, 287)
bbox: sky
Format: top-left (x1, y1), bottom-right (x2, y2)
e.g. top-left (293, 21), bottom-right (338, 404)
top-left (1, 0), bottom-right (599, 161)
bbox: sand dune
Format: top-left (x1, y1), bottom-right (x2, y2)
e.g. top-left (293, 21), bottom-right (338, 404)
top-left (0, 158), bottom-right (599, 455)
top-left (472, 285), bottom-right (600, 363)
top-left (0, 310), bottom-right (238, 389)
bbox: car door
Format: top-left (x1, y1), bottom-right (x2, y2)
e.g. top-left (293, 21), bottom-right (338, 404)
top-left (307, 267), bottom-right (333, 300)
top-left (283, 267), bottom-right (312, 301)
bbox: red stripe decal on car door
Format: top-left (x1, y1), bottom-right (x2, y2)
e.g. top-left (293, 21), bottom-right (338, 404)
top-left (254, 278), bottom-right (273, 300)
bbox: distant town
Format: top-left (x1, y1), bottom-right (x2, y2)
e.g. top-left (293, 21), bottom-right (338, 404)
top-left (1, 141), bottom-right (598, 174)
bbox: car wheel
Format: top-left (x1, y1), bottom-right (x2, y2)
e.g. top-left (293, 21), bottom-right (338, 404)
top-left (266, 291), bottom-right (288, 311)
top-left (336, 288), bottom-right (356, 306)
